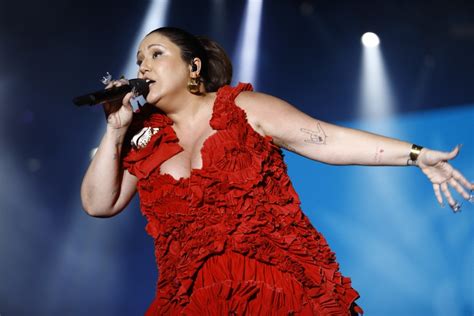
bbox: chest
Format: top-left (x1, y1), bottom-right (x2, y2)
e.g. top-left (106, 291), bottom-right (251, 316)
top-left (159, 122), bottom-right (216, 180)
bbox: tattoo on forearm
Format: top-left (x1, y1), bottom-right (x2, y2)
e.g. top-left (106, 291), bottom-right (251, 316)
top-left (374, 146), bottom-right (385, 164)
top-left (300, 122), bottom-right (327, 145)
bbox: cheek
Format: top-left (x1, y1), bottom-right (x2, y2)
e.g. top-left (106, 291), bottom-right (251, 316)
top-left (146, 61), bottom-right (189, 101)
top-left (163, 60), bottom-right (189, 82)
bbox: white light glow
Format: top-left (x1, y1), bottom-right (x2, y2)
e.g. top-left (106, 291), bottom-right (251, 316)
top-left (234, 0), bottom-right (264, 86)
top-left (123, 0), bottom-right (171, 78)
top-left (358, 43), bottom-right (396, 120)
top-left (361, 32), bottom-right (380, 48)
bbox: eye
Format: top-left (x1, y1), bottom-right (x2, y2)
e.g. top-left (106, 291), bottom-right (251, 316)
top-left (152, 51), bottom-right (162, 59)
top-left (136, 59), bottom-right (142, 66)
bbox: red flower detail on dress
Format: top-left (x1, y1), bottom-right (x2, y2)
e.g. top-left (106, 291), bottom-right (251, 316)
top-left (122, 104), bottom-right (182, 179)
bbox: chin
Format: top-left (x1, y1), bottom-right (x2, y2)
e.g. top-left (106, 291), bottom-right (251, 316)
top-left (146, 92), bottom-right (160, 105)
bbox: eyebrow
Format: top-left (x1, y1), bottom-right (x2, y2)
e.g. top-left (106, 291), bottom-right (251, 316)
top-left (136, 44), bottom-right (166, 58)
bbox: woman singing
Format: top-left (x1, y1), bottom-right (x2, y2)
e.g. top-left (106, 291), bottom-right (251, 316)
top-left (81, 27), bottom-right (473, 315)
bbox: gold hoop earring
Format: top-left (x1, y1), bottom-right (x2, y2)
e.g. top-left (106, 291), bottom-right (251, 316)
top-left (187, 76), bottom-right (201, 94)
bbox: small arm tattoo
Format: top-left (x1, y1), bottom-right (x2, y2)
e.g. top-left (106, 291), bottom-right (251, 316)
top-left (374, 146), bottom-right (384, 164)
top-left (300, 122), bottom-right (327, 145)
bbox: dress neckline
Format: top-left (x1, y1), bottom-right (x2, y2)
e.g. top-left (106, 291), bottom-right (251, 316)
top-left (159, 88), bottom-right (224, 183)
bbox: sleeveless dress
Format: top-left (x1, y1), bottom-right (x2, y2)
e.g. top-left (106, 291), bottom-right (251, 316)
top-left (122, 83), bottom-right (364, 315)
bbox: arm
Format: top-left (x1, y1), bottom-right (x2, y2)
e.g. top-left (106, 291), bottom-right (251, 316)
top-left (238, 91), bottom-right (414, 166)
top-left (236, 91), bottom-right (473, 209)
top-left (81, 79), bottom-right (137, 217)
top-left (81, 126), bottom-right (137, 218)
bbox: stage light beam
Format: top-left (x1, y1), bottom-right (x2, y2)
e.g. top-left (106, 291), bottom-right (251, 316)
top-left (234, 0), bottom-right (264, 87)
top-left (358, 32), bottom-right (395, 120)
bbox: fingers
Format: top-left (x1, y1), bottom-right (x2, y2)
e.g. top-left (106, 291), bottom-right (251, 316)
top-left (452, 169), bottom-right (474, 194)
top-left (452, 169), bottom-right (471, 187)
top-left (434, 173), bottom-right (474, 213)
top-left (102, 92), bottom-right (133, 121)
top-left (426, 145), bottom-right (472, 212)
top-left (102, 79), bottom-right (133, 114)
top-left (440, 182), bottom-right (457, 210)
top-left (105, 78), bottom-right (129, 89)
top-left (448, 178), bottom-right (470, 200)
top-left (433, 184), bottom-right (444, 207)
top-left (121, 92), bottom-right (134, 112)
top-left (444, 144), bottom-right (461, 161)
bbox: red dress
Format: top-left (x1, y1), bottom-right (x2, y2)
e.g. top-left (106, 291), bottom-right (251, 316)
top-left (122, 83), bottom-right (363, 315)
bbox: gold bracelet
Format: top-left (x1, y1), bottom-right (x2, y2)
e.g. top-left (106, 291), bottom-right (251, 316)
top-left (409, 144), bottom-right (423, 162)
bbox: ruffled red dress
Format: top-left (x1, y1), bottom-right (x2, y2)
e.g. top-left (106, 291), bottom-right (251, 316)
top-left (122, 83), bottom-right (363, 315)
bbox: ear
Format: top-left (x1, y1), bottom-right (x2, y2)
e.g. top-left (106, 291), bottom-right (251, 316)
top-left (189, 57), bottom-right (202, 76)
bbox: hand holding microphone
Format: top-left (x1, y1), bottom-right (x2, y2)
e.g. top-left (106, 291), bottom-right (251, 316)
top-left (102, 78), bottom-right (135, 130)
top-left (73, 73), bottom-right (155, 130)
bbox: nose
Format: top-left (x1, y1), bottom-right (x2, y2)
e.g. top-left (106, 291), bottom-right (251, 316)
top-left (138, 60), bottom-right (151, 77)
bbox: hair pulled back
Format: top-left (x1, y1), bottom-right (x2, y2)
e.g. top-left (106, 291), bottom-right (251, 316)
top-left (147, 27), bottom-right (233, 92)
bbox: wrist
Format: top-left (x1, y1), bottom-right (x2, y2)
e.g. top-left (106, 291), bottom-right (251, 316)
top-left (106, 123), bottom-right (129, 134)
top-left (406, 144), bottom-right (424, 166)
top-left (106, 125), bottom-right (128, 143)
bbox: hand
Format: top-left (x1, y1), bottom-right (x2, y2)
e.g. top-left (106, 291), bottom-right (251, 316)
top-left (103, 78), bottom-right (134, 130)
top-left (417, 145), bottom-right (474, 211)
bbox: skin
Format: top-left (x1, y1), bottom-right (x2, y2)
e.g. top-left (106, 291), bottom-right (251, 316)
top-left (81, 32), bottom-right (474, 217)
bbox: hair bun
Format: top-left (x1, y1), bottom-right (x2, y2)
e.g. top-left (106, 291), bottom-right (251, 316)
top-left (196, 36), bottom-right (233, 92)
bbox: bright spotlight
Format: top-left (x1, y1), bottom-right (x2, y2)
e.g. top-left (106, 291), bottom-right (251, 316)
top-left (361, 32), bottom-right (380, 48)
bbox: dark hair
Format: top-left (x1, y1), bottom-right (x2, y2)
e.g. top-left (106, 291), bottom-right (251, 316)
top-left (146, 27), bottom-right (232, 92)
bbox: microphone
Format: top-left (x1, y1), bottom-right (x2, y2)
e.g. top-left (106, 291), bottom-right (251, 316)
top-left (73, 79), bottom-right (154, 106)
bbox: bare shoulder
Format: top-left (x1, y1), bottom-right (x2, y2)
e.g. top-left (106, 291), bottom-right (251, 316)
top-left (234, 91), bottom-right (293, 137)
top-left (235, 90), bottom-right (286, 107)
top-left (235, 91), bottom-right (299, 115)
top-left (234, 91), bottom-right (266, 136)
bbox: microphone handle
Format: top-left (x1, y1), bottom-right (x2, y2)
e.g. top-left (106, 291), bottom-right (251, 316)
top-left (73, 79), bottom-right (151, 106)
top-left (73, 85), bottom-right (132, 106)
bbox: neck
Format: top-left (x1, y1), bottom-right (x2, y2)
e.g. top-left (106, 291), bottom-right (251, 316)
top-left (158, 90), bottom-right (213, 127)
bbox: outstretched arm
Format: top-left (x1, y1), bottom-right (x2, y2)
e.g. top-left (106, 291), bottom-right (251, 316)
top-left (235, 91), bottom-right (474, 210)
